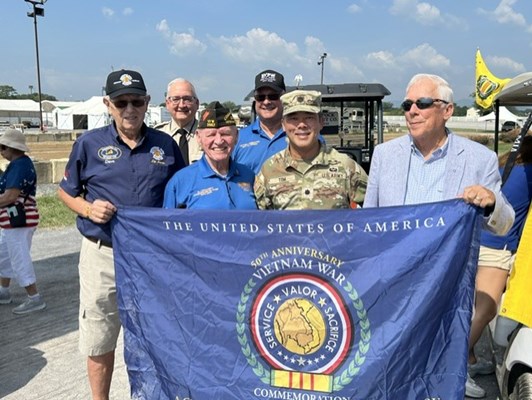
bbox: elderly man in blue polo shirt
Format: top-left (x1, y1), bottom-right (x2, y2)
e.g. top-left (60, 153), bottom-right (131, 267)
top-left (163, 101), bottom-right (256, 209)
top-left (58, 69), bottom-right (184, 400)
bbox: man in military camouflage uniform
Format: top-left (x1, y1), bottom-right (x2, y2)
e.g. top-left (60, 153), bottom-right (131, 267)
top-left (254, 90), bottom-right (367, 210)
top-left (154, 78), bottom-right (202, 165)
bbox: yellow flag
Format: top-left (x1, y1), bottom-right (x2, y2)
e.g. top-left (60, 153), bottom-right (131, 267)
top-left (500, 202), bottom-right (532, 327)
top-left (475, 49), bottom-right (511, 109)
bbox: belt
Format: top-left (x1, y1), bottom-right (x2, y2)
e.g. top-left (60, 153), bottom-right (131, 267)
top-left (86, 236), bottom-right (113, 248)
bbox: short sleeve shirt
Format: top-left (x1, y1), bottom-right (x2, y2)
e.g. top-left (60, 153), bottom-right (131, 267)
top-left (0, 155), bottom-right (37, 196)
top-left (59, 123), bottom-right (184, 243)
top-left (232, 119), bottom-right (288, 174)
top-left (255, 145), bottom-right (368, 210)
top-left (163, 156), bottom-right (257, 210)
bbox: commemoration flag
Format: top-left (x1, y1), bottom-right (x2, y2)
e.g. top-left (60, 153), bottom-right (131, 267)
top-left (113, 199), bottom-right (481, 400)
top-left (475, 48), bottom-right (511, 109)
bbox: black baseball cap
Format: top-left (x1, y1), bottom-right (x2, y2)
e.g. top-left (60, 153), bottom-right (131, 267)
top-left (254, 69), bottom-right (286, 92)
top-left (105, 69), bottom-right (147, 99)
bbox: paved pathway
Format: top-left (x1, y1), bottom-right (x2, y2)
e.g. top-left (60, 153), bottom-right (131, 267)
top-left (0, 227), bottom-right (128, 400)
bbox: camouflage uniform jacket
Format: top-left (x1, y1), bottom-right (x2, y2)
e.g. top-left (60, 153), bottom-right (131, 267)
top-left (255, 144), bottom-right (367, 210)
top-left (153, 119), bottom-right (203, 163)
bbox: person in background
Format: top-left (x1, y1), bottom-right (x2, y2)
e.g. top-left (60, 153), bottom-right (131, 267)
top-left (255, 90), bottom-right (367, 210)
top-left (363, 73), bottom-right (515, 398)
top-left (0, 129), bottom-right (44, 315)
top-left (154, 78), bottom-right (202, 165)
top-left (164, 101), bottom-right (256, 210)
top-left (232, 69), bottom-right (287, 173)
top-left (467, 136), bottom-right (532, 398)
top-left (58, 69), bottom-right (184, 400)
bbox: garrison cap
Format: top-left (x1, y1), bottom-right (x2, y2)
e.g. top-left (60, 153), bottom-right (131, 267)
top-left (198, 101), bottom-right (236, 129)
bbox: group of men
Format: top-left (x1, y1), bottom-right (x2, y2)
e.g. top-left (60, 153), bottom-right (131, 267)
top-left (58, 68), bottom-right (514, 399)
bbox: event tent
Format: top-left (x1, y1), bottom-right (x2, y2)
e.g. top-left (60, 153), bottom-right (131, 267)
top-left (56, 96), bottom-right (109, 130)
top-left (478, 106), bottom-right (521, 123)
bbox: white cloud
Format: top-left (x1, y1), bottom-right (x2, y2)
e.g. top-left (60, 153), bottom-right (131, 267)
top-left (156, 19), bottom-right (207, 56)
top-left (123, 8), bottom-right (133, 16)
top-left (212, 28), bottom-right (300, 65)
top-left (365, 51), bottom-right (396, 68)
top-left (347, 4), bottom-right (362, 14)
top-left (102, 7), bottom-right (114, 18)
top-left (400, 43), bottom-right (450, 68)
top-left (390, 0), bottom-right (466, 28)
top-left (487, 56), bottom-right (526, 73)
top-left (478, 0), bottom-right (532, 33)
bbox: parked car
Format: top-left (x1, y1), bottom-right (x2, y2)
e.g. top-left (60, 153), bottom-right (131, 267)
top-left (502, 121), bottom-right (521, 132)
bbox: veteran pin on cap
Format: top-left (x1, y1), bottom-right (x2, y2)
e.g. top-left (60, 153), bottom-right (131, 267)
top-left (198, 101), bottom-right (236, 129)
top-left (105, 69), bottom-right (147, 99)
top-left (281, 90), bottom-right (322, 116)
top-left (254, 69), bottom-right (286, 92)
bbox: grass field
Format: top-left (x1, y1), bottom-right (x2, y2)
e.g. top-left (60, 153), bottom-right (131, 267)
top-left (37, 194), bottom-right (77, 229)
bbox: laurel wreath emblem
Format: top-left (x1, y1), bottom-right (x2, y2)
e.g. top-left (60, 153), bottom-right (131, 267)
top-left (236, 277), bottom-right (371, 389)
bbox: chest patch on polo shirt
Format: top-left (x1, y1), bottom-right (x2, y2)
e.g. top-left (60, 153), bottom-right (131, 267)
top-left (240, 140), bottom-right (260, 149)
top-left (238, 182), bottom-right (252, 192)
top-left (193, 187), bottom-right (219, 197)
top-left (98, 146), bottom-right (122, 163)
top-left (150, 146), bottom-right (165, 163)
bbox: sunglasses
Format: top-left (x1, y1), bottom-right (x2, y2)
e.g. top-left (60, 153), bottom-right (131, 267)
top-left (167, 95), bottom-right (196, 105)
top-left (401, 97), bottom-right (449, 112)
top-left (254, 93), bottom-right (281, 102)
top-left (110, 98), bottom-right (147, 109)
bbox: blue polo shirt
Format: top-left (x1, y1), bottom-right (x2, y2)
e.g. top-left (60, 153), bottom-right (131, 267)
top-left (0, 155), bottom-right (37, 196)
top-left (60, 123), bottom-right (184, 243)
top-left (163, 155), bottom-right (257, 210)
top-left (233, 119), bottom-right (288, 174)
top-left (481, 164), bottom-right (532, 251)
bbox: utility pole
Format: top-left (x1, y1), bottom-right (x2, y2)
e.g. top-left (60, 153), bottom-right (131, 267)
top-left (25, 0), bottom-right (46, 132)
top-left (317, 53), bottom-right (327, 85)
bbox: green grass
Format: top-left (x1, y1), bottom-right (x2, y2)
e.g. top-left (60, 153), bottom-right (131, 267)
top-left (37, 194), bottom-right (77, 229)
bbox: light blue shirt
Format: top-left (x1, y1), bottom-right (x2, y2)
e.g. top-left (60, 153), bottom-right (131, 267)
top-left (163, 155), bottom-right (257, 210)
top-left (404, 136), bottom-right (449, 205)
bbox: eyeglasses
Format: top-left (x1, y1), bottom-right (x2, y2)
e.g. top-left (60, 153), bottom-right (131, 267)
top-left (401, 97), bottom-right (449, 112)
top-left (167, 96), bottom-right (196, 105)
top-left (110, 98), bottom-right (147, 109)
top-left (254, 93), bottom-right (281, 102)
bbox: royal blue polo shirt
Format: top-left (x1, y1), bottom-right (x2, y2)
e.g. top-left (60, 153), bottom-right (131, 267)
top-left (232, 119), bottom-right (288, 174)
top-left (163, 155), bottom-right (257, 210)
top-left (60, 123), bottom-right (184, 243)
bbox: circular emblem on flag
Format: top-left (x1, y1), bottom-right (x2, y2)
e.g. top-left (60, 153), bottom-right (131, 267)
top-left (237, 268), bottom-right (371, 392)
top-left (250, 273), bottom-right (352, 374)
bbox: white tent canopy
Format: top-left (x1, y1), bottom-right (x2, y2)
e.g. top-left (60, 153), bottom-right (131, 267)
top-left (478, 106), bottom-right (521, 122)
top-left (56, 96), bottom-right (109, 130)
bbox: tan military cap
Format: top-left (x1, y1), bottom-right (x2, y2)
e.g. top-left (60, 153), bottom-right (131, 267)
top-left (281, 90), bottom-right (322, 116)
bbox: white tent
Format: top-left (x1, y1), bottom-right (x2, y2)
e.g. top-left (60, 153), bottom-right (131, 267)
top-left (478, 106), bottom-right (521, 123)
top-left (56, 96), bottom-right (109, 130)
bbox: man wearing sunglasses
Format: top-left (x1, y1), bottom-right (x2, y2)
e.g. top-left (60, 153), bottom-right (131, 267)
top-left (154, 78), bottom-right (202, 165)
top-left (232, 69), bottom-right (288, 174)
top-left (58, 69), bottom-right (185, 400)
top-left (365, 73), bottom-right (513, 236)
top-left (364, 74), bottom-right (514, 398)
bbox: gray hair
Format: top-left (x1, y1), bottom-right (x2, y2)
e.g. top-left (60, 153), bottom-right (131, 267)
top-left (406, 73), bottom-right (454, 104)
top-left (166, 78), bottom-right (198, 98)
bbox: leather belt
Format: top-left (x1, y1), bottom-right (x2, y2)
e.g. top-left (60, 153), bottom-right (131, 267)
top-left (86, 237), bottom-right (113, 248)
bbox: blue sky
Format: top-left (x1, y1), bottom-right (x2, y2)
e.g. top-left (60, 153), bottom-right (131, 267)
top-left (1, 0), bottom-right (531, 106)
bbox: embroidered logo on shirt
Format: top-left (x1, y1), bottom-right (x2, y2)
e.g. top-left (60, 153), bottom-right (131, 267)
top-left (239, 140), bottom-right (260, 149)
top-left (150, 146), bottom-right (165, 162)
top-left (238, 182), bottom-right (252, 192)
top-left (193, 187), bottom-right (219, 197)
top-left (98, 146), bottom-right (122, 163)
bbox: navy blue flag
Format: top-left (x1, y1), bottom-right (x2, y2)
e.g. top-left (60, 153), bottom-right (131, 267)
top-left (113, 199), bottom-right (482, 400)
